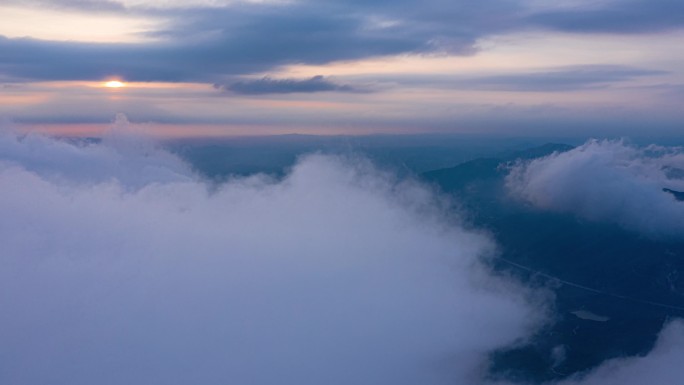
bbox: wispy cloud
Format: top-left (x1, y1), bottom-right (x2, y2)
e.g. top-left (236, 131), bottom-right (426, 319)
top-left (453, 65), bottom-right (669, 92)
top-left (369, 65), bottom-right (669, 92)
top-left (215, 75), bottom-right (371, 95)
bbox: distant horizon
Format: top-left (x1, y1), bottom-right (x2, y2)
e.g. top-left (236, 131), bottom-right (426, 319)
top-left (10, 121), bottom-right (684, 147)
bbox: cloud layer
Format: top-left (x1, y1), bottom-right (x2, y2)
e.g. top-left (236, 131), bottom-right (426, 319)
top-left (4, 121), bottom-right (684, 384)
top-left (0, 124), bottom-right (542, 385)
top-left (216, 75), bottom-right (367, 95)
top-left (451, 65), bottom-right (668, 92)
top-left (506, 139), bottom-right (684, 237)
top-left (2, 0), bottom-right (683, 83)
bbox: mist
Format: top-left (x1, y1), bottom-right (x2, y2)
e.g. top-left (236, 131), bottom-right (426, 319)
top-left (0, 125), bottom-right (542, 385)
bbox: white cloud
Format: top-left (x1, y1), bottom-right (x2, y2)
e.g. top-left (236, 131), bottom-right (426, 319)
top-left (0, 123), bottom-right (543, 385)
top-left (0, 114), bottom-right (193, 187)
top-left (506, 139), bottom-right (684, 237)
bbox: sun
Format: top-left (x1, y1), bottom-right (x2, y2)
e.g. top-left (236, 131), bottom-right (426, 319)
top-left (104, 80), bottom-right (125, 88)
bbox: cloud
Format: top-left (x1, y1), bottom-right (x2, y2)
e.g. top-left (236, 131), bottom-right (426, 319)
top-left (0, 114), bottom-right (193, 186)
top-left (0, 119), bottom-right (543, 385)
top-left (556, 320), bottom-right (684, 385)
top-left (216, 75), bottom-right (370, 95)
top-left (366, 65), bottom-right (668, 92)
top-left (3, 0), bottom-right (127, 13)
top-left (506, 139), bottom-right (684, 238)
top-left (0, 36), bottom-right (200, 83)
top-left (2, 0), bottom-right (683, 84)
top-left (529, 0), bottom-right (684, 34)
top-left (453, 65), bottom-right (668, 92)
top-left (0, 0), bottom-right (508, 82)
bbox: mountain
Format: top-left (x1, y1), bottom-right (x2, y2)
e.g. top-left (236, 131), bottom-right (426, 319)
top-left (422, 143), bottom-right (573, 192)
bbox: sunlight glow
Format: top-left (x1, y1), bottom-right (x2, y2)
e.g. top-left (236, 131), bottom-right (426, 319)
top-left (0, 6), bottom-right (159, 43)
top-left (104, 80), bottom-right (126, 88)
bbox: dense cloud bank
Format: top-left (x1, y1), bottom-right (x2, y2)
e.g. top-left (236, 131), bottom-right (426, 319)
top-left (4, 127), bottom-right (684, 384)
top-left (0, 126), bottom-right (542, 385)
top-left (506, 139), bottom-right (684, 238)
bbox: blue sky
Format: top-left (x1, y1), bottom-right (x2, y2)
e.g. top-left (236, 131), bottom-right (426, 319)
top-left (1, 0), bottom-right (683, 136)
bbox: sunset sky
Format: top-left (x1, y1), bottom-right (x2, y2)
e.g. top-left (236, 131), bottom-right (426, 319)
top-left (1, 0), bottom-right (683, 137)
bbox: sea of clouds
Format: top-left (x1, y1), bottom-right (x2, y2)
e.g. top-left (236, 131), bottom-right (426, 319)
top-left (0, 118), bottom-right (543, 385)
top-left (1, 119), bottom-right (683, 384)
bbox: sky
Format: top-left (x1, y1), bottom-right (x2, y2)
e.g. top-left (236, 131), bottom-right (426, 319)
top-left (1, 0), bottom-right (683, 136)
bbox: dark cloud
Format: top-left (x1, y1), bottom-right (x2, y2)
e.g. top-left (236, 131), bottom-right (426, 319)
top-left (0, 37), bottom-right (157, 82)
top-left (529, 0), bottom-right (684, 33)
top-left (0, 0), bottom-right (512, 83)
top-left (216, 75), bottom-right (370, 95)
top-left (0, 8), bottom-right (427, 83)
top-left (0, 0), bottom-right (682, 84)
